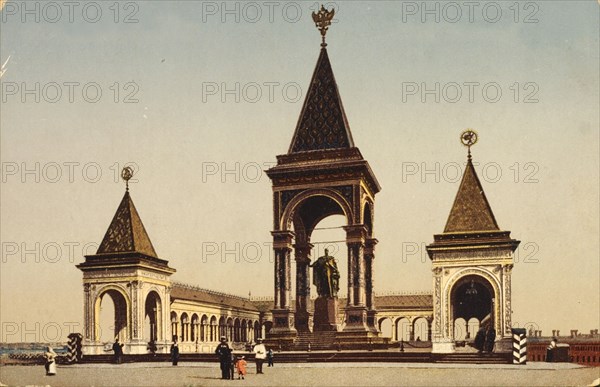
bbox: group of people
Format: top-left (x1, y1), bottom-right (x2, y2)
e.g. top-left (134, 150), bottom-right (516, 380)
top-left (215, 336), bottom-right (274, 380)
top-left (474, 325), bottom-right (496, 353)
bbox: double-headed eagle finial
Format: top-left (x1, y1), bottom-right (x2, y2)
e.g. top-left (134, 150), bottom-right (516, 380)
top-left (460, 129), bottom-right (478, 159)
top-left (312, 5), bottom-right (335, 48)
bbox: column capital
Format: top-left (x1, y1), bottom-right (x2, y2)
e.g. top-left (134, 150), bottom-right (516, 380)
top-left (366, 238), bottom-right (378, 247)
top-left (365, 238), bottom-right (378, 256)
top-left (294, 242), bottom-right (314, 263)
top-left (343, 224), bottom-right (368, 244)
top-left (272, 230), bottom-right (295, 249)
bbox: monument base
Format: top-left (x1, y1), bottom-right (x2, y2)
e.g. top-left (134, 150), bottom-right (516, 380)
top-left (366, 310), bottom-right (379, 334)
top-left (342, 305), bottom-right (369, 333)
top-left (313, 296), bottom-right (339, 332)
top-left (295, 310), bottom-right (312, 332)
top-left (265, 309), bottom-right (297, 348)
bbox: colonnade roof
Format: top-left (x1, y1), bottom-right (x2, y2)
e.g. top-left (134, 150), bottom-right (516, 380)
top-left (171, 282), bottom-right (260, 312)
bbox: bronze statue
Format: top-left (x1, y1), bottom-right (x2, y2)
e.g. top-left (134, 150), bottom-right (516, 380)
top-left (310, 248), bottom-right (340, 297)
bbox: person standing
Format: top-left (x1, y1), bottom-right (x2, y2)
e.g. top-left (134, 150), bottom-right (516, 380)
top-left (215, 336), bottom-right (232, 379)
top-left (112, 338), bottom-right (124, 364)
top-left (267, 348), bottom-right (274, 367)
top-left (236, 356), bottom-right (247, 379)
top-left (253, 338), bottom-right (267, 374)
top-left (546, 337), bottom-right (558, 362)
top-left (44, 346), bottom-right (57, 376)
top-left (170, 338), bottom-right (179, 366)
top-left (474, 326), bottom-right (486, 353)
top-left (229, 349), bottom-right (237, 380)
top-left (483, 325), bottom-right (496, 353)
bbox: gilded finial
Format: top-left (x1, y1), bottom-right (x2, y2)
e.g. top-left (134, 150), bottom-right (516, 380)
top-left (121, 166), bottom-right (134, 191)
top-left (460, 129), bottom-right (478, 159)
top-left (312, 5), bottom-right (335, 48)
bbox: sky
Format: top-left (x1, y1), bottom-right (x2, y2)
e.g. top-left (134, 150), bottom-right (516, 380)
top-left (0, 0), bottom-right (598, 343)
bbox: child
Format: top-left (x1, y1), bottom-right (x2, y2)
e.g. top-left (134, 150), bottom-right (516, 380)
top-left (236, 355), bottom-right (247, 379)
top-left (229, 351), bottom-right (237, 380)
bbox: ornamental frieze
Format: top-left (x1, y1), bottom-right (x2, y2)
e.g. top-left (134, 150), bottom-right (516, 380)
top-left (431, 249), bottom-right (512, 261)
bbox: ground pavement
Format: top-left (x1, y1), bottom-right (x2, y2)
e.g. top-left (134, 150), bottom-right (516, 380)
top-left (0, 361), bottom-right (598, 387)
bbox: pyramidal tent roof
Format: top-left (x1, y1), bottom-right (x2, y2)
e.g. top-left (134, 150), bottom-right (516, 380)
top-left (96, 191), bottom-right (158, 258)
top-left (288, 47), bottom-right (355, 153)
top-left (443, 157), bottom-right (500, 233)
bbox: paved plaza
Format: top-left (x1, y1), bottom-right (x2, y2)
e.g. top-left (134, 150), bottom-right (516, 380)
top-left (1, 362), bottom-right (598, 387)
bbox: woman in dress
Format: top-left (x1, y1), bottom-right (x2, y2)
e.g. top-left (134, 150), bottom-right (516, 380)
top-left (44, 346), bottom-right (57, 376)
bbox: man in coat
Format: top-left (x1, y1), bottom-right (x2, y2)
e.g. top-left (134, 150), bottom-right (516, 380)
top-left (484, 325), bottom-right (496, 353)
top-left (170, 338), bottom-right (179, 366)
top-left (112, 338), bottom-right (124, 364)
top-left (215, 336), bottom-right (232, 379)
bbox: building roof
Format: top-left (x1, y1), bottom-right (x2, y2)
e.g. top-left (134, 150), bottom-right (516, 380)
top-left (171, 282), bottom-right (259, 312)
top-left (372, 294), bottom-right (433, 309)
top-left (288, 48), bottom-right (355, 153)
top-left (96, 191), bottom-right (158, 258)
top-left (443, 156), bottom-right (500, 233)
top-left (249, 294), bottom-right (433, 313)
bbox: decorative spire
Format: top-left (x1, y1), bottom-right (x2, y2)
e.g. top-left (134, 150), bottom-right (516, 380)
top-left (460, 129), bottom-right (478, 160)
top-left (443, 130), bottom-right (499, 233)
top-left (312, 5), bottom-right (335, 48)
top-left (121, 166), bottom-right (133, 192)
top-left (96, 187), bottom-right (159, 258)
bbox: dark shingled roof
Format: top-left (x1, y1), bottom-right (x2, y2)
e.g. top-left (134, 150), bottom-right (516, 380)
top-left (97, 191), bottom-right (158, 258)
top-left (170, 282), bottom-right (259, 312)
top-left (444, 157), bottom-right (499, 233)
top-left (288, 48), bottom-right (355, 153)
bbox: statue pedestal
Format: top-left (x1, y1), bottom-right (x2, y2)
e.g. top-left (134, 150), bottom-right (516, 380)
top-left (313, 297), bottom-right (339, 332)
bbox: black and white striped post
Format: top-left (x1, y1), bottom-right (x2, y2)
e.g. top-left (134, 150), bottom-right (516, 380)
top-left (512, 328), bottom-right (527, 365)
top-left (67, 333), bottom-right (83, 364)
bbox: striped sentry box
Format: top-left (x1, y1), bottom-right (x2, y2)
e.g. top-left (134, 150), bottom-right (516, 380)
top-left (512, 328), bottom-right (527, 365)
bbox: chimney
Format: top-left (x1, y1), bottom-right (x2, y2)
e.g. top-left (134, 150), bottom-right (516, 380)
top-left (570, 330), bottom-right (578, 338)
top-left (556, 330), bottom-right (560, 337)
top-left (552, 330), bottom-right (556, 337)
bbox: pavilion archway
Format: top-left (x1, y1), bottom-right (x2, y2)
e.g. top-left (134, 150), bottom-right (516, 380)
top-left (94, 287), bottom-right (130, 343)
top-left (448, 273), bottom-right (498, 342)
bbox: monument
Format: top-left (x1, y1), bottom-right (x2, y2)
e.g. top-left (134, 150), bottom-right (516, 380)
top-left (266, 5), bottom-right (382, 346)
top-left (310, 248), bottom-right (340, 331)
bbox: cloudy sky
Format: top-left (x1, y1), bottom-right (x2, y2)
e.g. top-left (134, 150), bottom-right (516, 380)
top-left (1, 1), bottom-right (598, 342)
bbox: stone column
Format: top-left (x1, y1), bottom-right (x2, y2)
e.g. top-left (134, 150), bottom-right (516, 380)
top-left (502, 264), bottom-right (513, 338)
top-left (83, 283), bottom-right (93, 341)
top-left (431, 266), bottom-right (453, 353)
top-left (270, 231), bottom-right (297, 338)
top-left (427, 317), bottom-right (433, 342)
top-left (346, 242), bottom-right (355, 306)
top-left (273, 252), bottom-right (280, 309)
top-left (365, 238), bottom-right (378, 333)
top-left (342, 225), bottom-right (368, 333)
top-left (355, 243), bottom-right (365, 306)
top-left (294, 243), bottom-right (313, 332)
